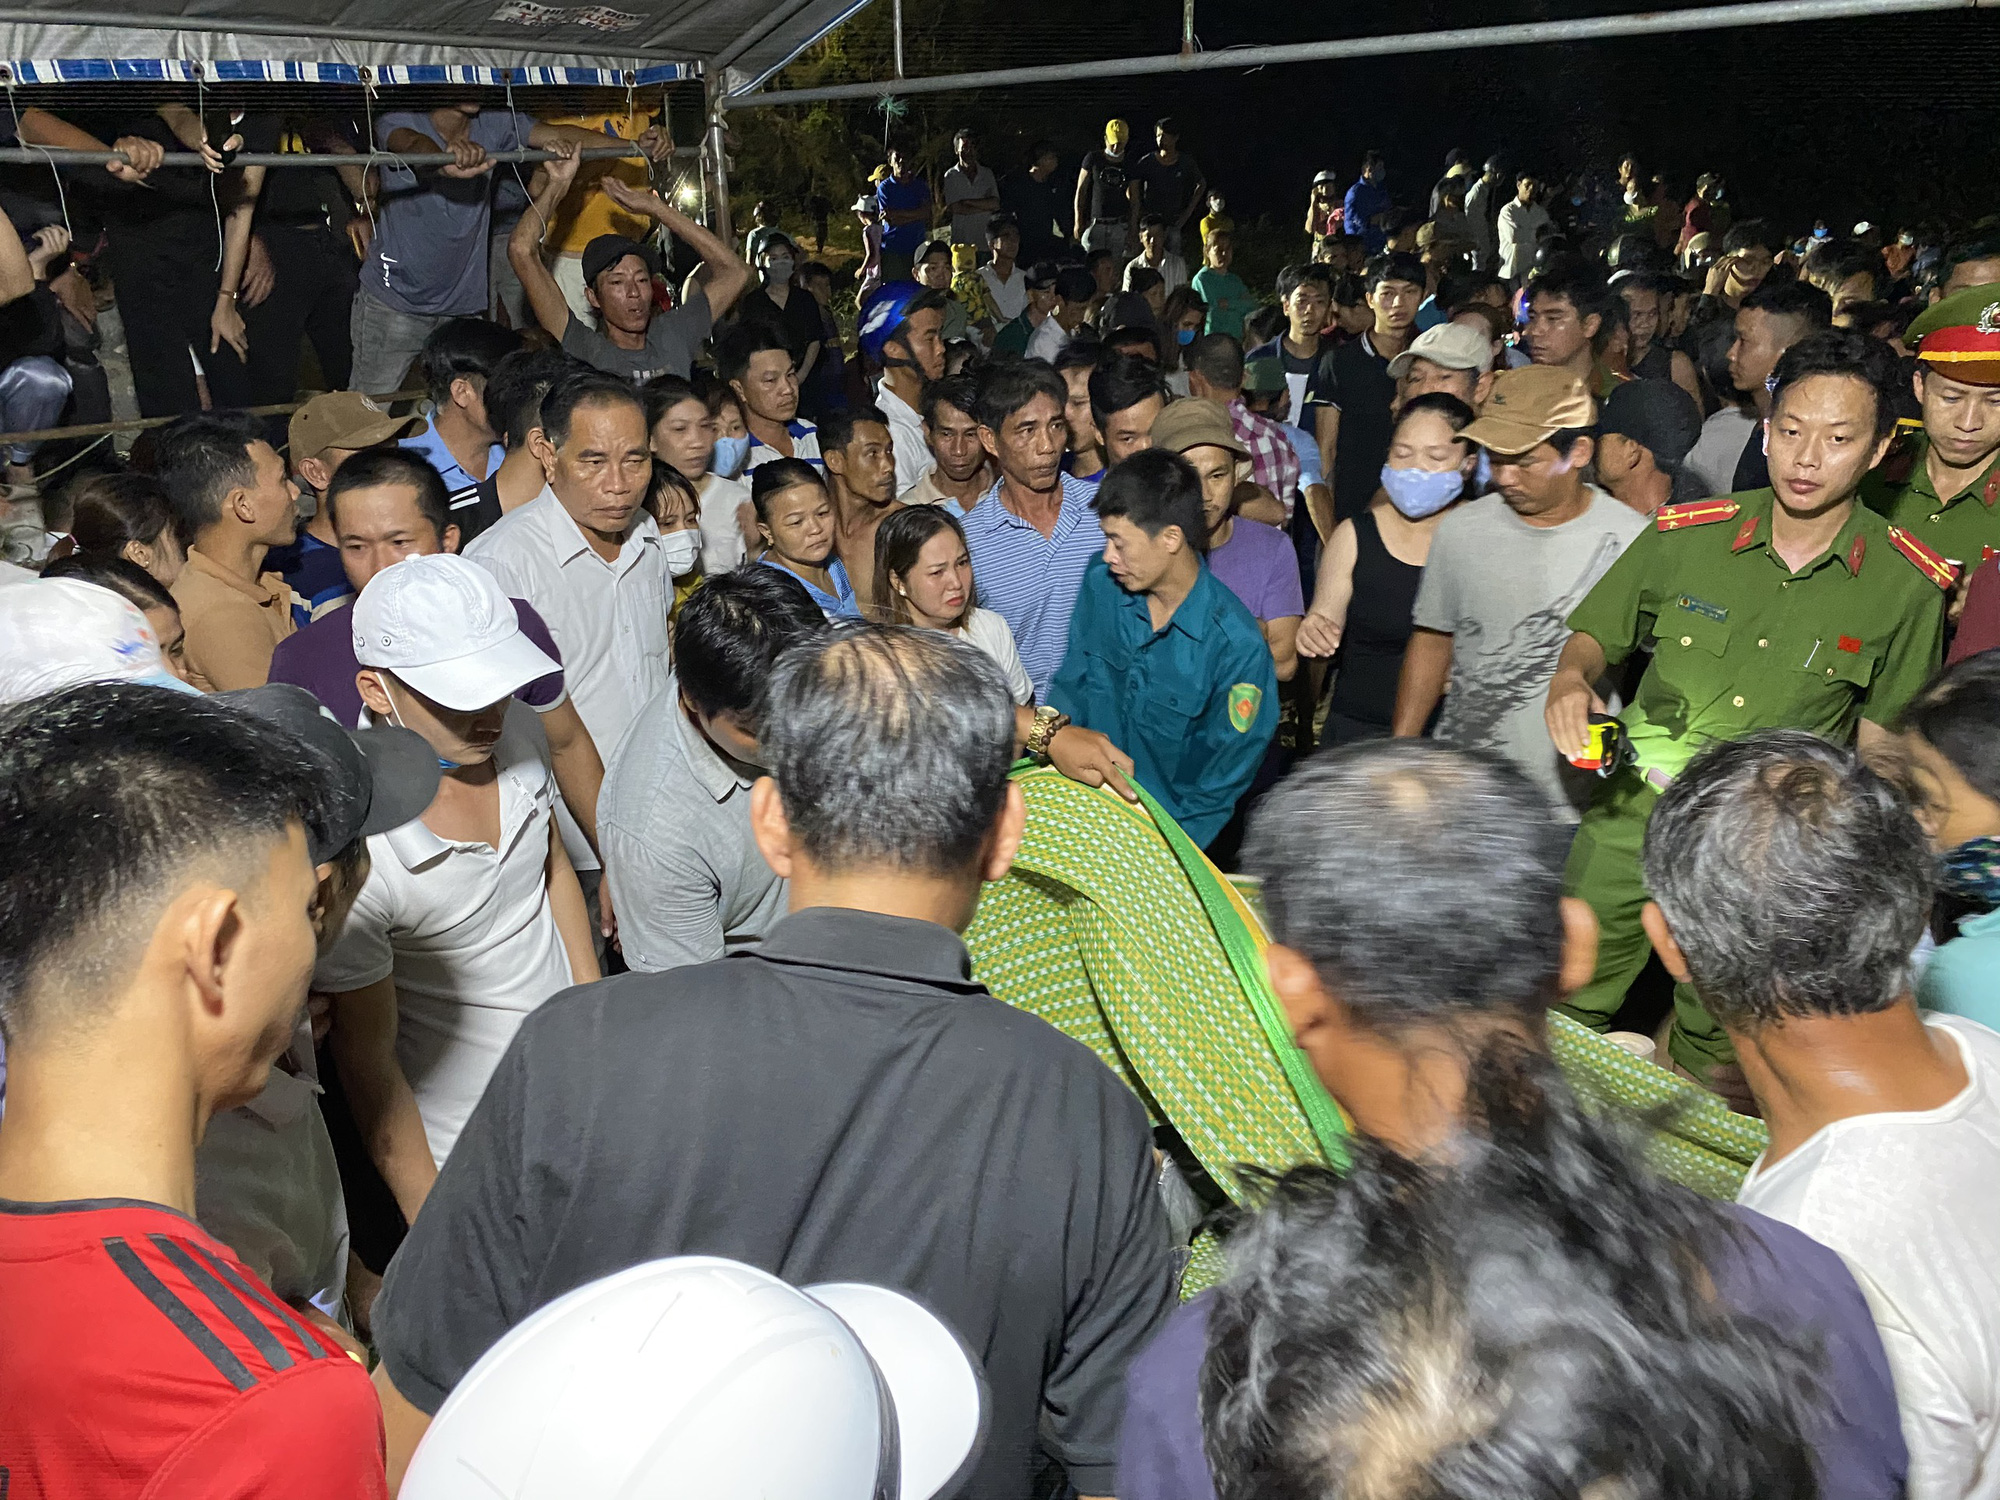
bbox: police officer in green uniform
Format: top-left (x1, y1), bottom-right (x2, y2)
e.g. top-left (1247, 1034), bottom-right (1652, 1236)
top-left (1046, 441), bottom-right (1276, 850)
top-left (1546, 329), bottom-right (1948, 1095)
top-left (1871, 281), bottom-right (2000, 570)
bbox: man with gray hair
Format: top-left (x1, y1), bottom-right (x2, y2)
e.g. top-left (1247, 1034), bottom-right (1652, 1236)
top-left (368, 625), bottom-right (1177, 1499)
top-left (1643, 730), bottom-right (2000, 1500)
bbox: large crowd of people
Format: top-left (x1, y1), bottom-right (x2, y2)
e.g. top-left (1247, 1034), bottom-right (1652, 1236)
top-left (2, 92), bottom-right (2000, 1500)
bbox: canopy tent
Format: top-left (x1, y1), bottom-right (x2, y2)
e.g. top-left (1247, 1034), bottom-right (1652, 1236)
top-left (0, 0), bottom-right (872, 89)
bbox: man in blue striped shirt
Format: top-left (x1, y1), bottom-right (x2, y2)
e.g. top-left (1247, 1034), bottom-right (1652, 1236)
top-left (963, 360), bottom-right (1105, 699)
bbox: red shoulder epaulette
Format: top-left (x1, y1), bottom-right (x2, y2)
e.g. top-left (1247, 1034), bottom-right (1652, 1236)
top-left (1887, 525), bottom-right (1960, 590)
top-left (1654, 498), bottom-right (1740, 533)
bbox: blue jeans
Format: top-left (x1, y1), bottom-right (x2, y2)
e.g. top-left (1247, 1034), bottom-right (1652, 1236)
top-left (0, 356), bottom-right (73, 464)
top-left (348, 290), bottom-right (444, 398)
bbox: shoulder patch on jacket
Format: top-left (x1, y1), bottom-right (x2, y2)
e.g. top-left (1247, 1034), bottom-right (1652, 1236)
top-left (1887, 525), bottom-right (1960, 590)
top-left (1654, 498), bottom-right (1741, 533)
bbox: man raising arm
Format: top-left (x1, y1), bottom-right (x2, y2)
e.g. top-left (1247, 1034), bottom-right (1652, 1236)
top-left (511, 143), bottom-right (750, 383)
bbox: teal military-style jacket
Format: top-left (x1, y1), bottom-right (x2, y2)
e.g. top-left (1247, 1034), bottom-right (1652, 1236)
top-left (1049, 557), bottom-right (1276, 846)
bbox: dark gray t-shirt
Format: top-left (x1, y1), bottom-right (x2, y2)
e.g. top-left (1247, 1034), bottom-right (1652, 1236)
top-left (372, 907), bottom-right (1178, 1499)
top-left (559, 287), bottom-right (712, 384)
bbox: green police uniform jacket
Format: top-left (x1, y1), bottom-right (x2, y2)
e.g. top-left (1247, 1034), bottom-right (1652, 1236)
top-left (1048, 556), bottom-right (1276, 846)
top-left (1565, 489), bottom-right (1947, 783)
top-left (1875, 431), bottom-right (2000, 571)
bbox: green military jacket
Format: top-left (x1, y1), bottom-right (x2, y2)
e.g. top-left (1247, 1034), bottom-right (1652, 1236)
top-left (1873, 431), bottom-right (2000, 570)
top-left (1566, 489), bottom-right (1947, 781)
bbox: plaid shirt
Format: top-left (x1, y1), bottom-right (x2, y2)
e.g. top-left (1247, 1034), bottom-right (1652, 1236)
top-left (1229, 399), bottom-right (1302, 518)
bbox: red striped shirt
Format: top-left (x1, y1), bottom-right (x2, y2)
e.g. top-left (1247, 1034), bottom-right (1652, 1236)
top-left (0, 1198), bottom-right (385, 1499)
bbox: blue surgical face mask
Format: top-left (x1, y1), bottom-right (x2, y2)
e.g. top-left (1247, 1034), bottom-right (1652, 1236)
top-left (138, 669), bottom-right (203, 696)
top-left (712, 434), bottom-right (752, 477)
top-left (1379, 464), bottom-right (1464, 519)
top-left (1473, 448), bottom-right (1494, 492)
top-left (382, 679), bottom-right (466, 771)
top-left (1176, 327), bottom-right (1197, 347)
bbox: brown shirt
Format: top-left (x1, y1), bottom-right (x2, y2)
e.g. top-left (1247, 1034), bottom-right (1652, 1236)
top-left (171, 547), bottom-right (295, 692)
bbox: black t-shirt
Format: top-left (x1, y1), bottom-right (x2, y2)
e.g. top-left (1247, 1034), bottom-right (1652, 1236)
top-left (734, 283), bottom-right (825, 367)
top-left (1308, 333), bottom-right (1399, 521)
top-left (0, 286), bottom-right (62, 367)
top-left (1001, 169), bottom-right (1068, 261)
top-left (372, 907), bottom-right (1177, 1499)
top-left (74, 112), bottom-right (221, 267)
top-left (1082, 149), bottom-right (1132, 223)
top-left (453, 473), bottom-right (506, 547)
top-left (237, 114), bottom-right (355, 229)
top-left (1132, 152), bottom-right (1202, 225)
top-left (1733, 420), bottom-right (1770, 492)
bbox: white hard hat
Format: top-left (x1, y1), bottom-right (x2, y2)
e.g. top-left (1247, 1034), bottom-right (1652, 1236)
top-left (400, 1257), bottom-right (986, 1500)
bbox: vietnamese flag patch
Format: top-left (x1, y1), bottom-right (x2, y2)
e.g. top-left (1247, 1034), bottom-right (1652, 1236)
top-left (1838, 635), bottom-right (1862, 654)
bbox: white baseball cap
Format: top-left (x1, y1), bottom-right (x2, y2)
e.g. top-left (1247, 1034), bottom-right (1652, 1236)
top-left (0, 577), bottom-right (196, 704)
top-left (1386, 320), bottom-right (1496, 380)
top-left (401, 1256), bottom-right (986, 1500)
top-left (352, 554), bottom-right (559, 711)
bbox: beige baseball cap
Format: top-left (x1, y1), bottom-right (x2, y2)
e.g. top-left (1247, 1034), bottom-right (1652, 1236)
top-left (289, 391), bottom-right (418, 469)
top-left (1148, 397), bottom-right (1250, 459)
top-left (1460, 366), bottom-right (1598, 456)
top-left (1386, 321), bottom-right (1496, 380)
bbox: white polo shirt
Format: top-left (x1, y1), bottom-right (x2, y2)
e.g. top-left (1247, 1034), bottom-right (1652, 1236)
top-left (464, 486), bottom-right (672, 764)
top-left (875, 377), bottom-right (934, 497)
top-left (315, 703), bottom-right (575, 1165)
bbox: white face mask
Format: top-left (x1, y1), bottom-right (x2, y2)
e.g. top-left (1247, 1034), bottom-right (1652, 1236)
top-left (660, 528), bottom-right (701, 577)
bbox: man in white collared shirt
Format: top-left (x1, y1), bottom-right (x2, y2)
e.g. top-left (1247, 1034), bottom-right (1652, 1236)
top-left (857, 282), bottom-right (949, 497)
top-left (464, 372), bottom-right (671, 764)
top-left (319, 554), bottom-right (600, 1221)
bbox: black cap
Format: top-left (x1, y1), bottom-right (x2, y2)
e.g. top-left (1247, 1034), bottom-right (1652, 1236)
top-left (581, 233), bottom-right (662, 287)
top-left (1599, 379), bottom-right (1703, 466)
top-left (216, 684), bottom-right (440, 864)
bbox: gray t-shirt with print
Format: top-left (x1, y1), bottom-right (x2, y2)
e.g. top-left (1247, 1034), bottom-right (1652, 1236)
top-left (560, 287), bottom-right (713, 384)
top-left (1412, 488), bottom-right (1646, 819)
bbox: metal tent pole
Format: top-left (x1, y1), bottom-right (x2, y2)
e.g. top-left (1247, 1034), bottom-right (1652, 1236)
top-left (705, 73), bottom-right (733, 245)
top-left (721, 0), bottom-right (1991, 107)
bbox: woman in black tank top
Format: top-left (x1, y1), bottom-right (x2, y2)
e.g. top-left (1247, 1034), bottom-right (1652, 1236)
top-left (1294, 393), bottom-right (1480, 746)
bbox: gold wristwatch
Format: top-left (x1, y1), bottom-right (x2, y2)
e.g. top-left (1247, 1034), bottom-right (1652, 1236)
top-left (1025, 705), bottom-right (1070, 764)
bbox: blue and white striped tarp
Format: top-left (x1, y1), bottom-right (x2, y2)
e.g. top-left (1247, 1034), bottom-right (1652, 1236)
top-left (1, 56), bottom-right (698, 84)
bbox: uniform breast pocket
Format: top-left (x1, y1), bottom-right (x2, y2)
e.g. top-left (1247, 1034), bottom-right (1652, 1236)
top-left (1649, 609), bottom-right (1732, 703)
top-left (1655, 608), bottom-right (1732, 659)
top-left (1810, 641), bottom-right (1877, 694)
top-left (1140, 680), bottom-right (1202, 766)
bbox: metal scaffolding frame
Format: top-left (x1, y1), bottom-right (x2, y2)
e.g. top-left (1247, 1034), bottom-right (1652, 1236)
top-left (720, 0), bottom-right (1995, 108)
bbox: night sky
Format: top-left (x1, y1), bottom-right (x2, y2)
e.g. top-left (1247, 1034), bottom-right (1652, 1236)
top-left (840, 0), bottom-right (2000, 240)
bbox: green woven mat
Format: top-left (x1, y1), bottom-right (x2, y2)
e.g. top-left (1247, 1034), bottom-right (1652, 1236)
top-left (964, 767), bottom-right (1769, 1293)
top-left (965, 769), bottom-right (1341, 1205)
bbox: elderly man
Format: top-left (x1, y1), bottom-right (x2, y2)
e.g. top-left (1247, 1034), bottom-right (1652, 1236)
top-left (369, 626), bottom-right (1177, 1499)
top-left (1645, 731), bottom-right (2000, 1500)
top-left (1385, 320), bottom-right (1494, 410)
